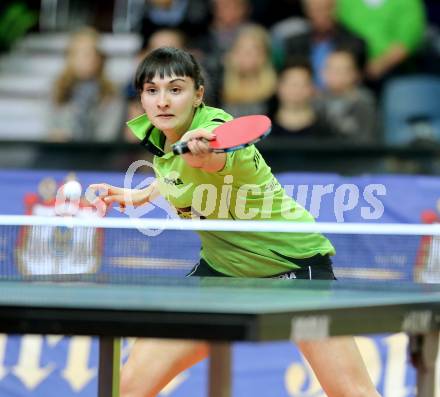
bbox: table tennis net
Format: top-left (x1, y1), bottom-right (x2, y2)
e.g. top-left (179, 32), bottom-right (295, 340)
top-left (0, 216), bottom-right (440, 282)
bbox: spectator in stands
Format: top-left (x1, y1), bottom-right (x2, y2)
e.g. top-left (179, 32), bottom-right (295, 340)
top-left (221, 24), bottom-right (277, 117)
top-left (146, 27), bottom-right (186, 53)
top-left (138, 0), bottom-right (212, 53)
top-left (0, 2), bottom-right (37, 53)
top-left (48, 27), bottom-right (124, 142)
top-left (318, 48), bottom-right (376, 142)
top-left (336, 0), bottom-right (426, 83)
top-left (270, 58), bottom-right (333, 140)
top-left (209, 0), bottom-right (251, 56)
top-left (190, 0), bottom-right (253, 106)
top-left (271, 0), bottom-right (366, 88)
top-left (249, 0), bottom-right (303, 29)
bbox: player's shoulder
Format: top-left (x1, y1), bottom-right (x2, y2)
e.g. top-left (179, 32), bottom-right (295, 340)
top-left (194, 105), bottom-right (234, 127)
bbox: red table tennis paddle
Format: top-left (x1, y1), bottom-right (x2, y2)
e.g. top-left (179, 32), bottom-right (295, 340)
top-left (172, 115), bottom-right (272, 155)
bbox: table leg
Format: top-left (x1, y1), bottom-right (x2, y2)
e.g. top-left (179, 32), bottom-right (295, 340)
top-left (98, 337), bottom-right (121, 397)
top-left (209, 342), bottom-right (231, 397)
top-left (416, 332), bottom-right (439, 397)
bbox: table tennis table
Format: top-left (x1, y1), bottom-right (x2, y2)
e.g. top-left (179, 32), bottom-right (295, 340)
top-left (0, 276), bottom-right (439, 397)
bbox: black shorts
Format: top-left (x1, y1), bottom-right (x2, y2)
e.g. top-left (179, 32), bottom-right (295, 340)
top-left (186, 254), bottom-right (336, 280)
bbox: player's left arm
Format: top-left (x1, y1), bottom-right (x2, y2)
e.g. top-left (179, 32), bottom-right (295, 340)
top-left (179, 128), bottom-right (227, 172)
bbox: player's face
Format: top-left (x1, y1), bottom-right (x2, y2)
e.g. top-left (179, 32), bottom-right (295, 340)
top-left (140, 74), bottom-right (204, 137)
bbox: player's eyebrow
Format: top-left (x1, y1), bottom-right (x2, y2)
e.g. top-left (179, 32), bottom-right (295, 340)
top-left (169, 78), bottom-right (186, 83)
top-left (145, 78), bottom-right (186, 85)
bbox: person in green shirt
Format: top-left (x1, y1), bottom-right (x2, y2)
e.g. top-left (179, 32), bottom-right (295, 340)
top-left (90, 47), bottom-right (380, 397)
top-left (336, 0), bottom-right (426, 81)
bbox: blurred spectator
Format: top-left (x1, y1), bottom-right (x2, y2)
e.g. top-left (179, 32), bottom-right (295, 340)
top-left (249, 0), bottom-right (303, 29)
top-left (318, 48), bottom-right (376, 143)
top-left (0, 1), bottom-right (37, 53)
top-left (419, 25), bottom-right (440, 76)
top-left (210, 0), bottom-right (251, 56)
top-left (336, 0), bottom-right (426, 83)
top-left (146, 27), bottom-right (187, 53)
top-left (123, 28), bottom-right (187, 142)
top-left (200, 0), bottom-right (253, 103)
top-left (270, 58), bottom-right (332, 140)
top-left (48, 27), bottom-right (124, 142)
top-left (425, 0), bottom-right (440, 26)
top-left (221, 24), bottom-right (277, 117)
top-left (138, 0), bottom-right (212, 52)
top-left (271, 0), bottom-right (366, 87)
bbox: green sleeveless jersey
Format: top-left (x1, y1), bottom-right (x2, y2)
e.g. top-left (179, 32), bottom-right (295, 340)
top-left (127, 105), bottom-right (335, 277)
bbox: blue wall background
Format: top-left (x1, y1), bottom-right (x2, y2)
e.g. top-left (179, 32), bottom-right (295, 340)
top-left (0, 169), bottom-right (438, 397)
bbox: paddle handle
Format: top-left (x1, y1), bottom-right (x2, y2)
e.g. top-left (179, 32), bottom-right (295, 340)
top-left (172, 139), bottom-right (213, 155)
top-left (172, 141), bottom-right (191, 155)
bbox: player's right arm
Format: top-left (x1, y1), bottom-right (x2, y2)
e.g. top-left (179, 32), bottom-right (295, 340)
top-left (178, 129), bottom-right (226, 172)
top-left (87, 180), bottom-right (159, 211)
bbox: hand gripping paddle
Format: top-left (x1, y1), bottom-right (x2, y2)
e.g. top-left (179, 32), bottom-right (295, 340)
top-left (172, 115), bottom-right (272, 155)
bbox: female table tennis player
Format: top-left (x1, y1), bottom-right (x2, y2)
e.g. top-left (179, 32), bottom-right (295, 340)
top-left (90, 47), bottom-right (380, 397)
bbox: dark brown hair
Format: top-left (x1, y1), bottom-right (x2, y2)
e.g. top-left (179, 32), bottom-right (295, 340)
top-left (134, 47), bottom-right (204, 91)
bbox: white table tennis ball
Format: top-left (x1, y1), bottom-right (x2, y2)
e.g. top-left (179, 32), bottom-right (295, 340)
top-left (62, 180), bottom-right (82, 200)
